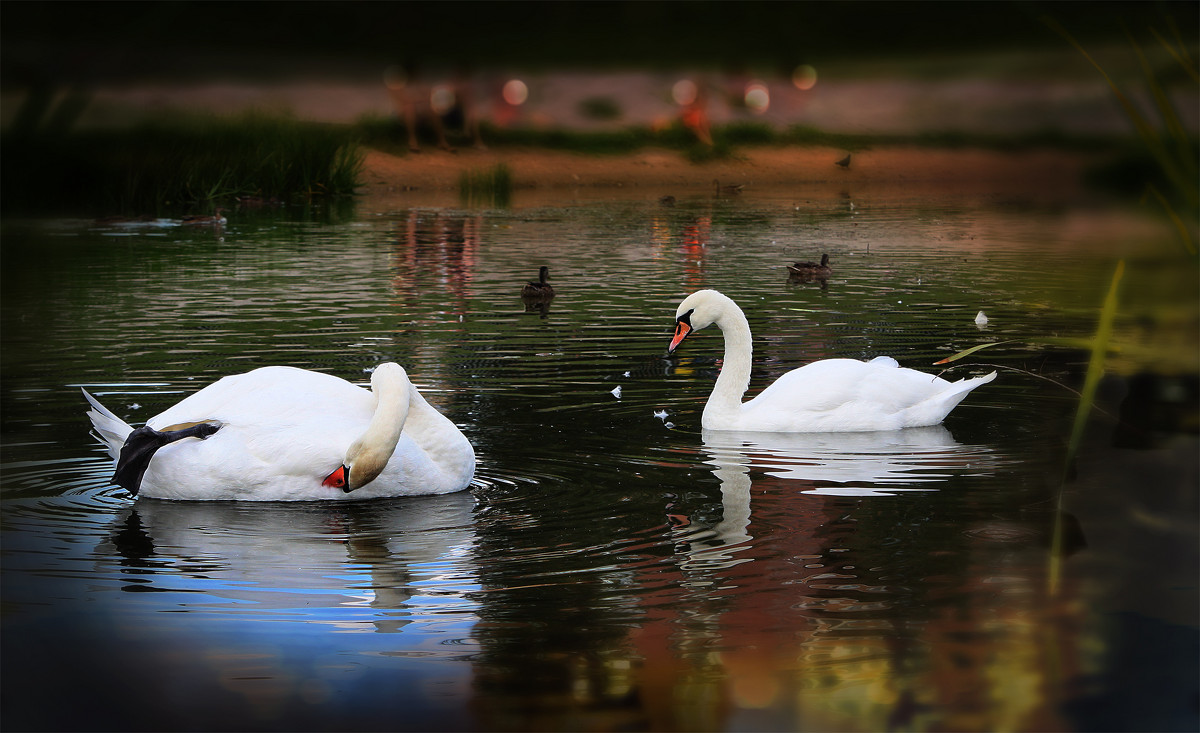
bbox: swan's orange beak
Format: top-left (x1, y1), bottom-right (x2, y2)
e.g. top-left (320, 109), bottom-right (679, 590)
top-left (668, 318), bottom-right (692, 353)
top-left (322, 464), bottom-right (352, 492)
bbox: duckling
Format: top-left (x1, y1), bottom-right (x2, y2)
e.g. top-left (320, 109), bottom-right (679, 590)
top-left (713, 179), bottom-right (744, 196)
top-left (521, 266), bottom-right (555, 300)
top-left (787, 253), bottom-right (832, 279)
top-left (181, 208), bottom-right (227, 226)
top-left (835, 154), bottom-right (851, 169)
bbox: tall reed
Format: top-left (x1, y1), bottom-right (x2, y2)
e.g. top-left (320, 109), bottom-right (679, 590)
top-left (1044, 14), bottom-right (1199, 254)
top-left (933, 261), bottom-right (1126, 594)
top-left (1047, 260), bottom-right (1125, 594)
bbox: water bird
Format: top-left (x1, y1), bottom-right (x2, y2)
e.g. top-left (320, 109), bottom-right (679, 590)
top-left (83, 363), bottom-right (475, 500)
top-left (521, 266), bottom-right (556, 300)
top-left (658, 195), bottom-right (676, 206)
top-left (667, 289), bottom-right (996, 432)
top-left (835, 154), bottom-right (851, 169)
top-left (787, 253), bottom-right (832, 279)
top-left (713, 179), bottom-right (744, 196)
top-left (181, 208), bottom-right (226, 226)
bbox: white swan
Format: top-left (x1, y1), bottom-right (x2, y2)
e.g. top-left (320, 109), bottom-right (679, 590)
top-left (668, 290), bottom-right (996, 432)
top-left (83, 363), bottom-right (475, 500)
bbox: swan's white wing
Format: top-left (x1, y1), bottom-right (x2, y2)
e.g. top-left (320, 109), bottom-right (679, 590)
top-left (139, 367), bottom-right (376, 499)
top-left (740, 358), bottom-right (993, 432)
top-left (147, 366), bottom-right (370, 430)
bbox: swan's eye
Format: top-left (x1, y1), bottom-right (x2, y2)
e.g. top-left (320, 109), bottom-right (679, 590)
top-left (322, 465), bottom-right (350, 490)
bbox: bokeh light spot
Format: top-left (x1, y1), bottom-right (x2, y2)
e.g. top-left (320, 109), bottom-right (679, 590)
top-left (502, 79), bottom-right (528, 106)
top-left (672, 79), bottom-right (698, 106)
top-left (792, 64), bottom-right (818, 91)
top-left (744, 82), bottom-right (770, 114)
top-left (430, 84), bottom-right (456, 115)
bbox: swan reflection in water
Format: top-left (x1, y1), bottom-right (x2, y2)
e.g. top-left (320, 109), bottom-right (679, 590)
top-left (102, 492), bottom-right (479, 633)
top-left (672, 426), bottom-right (1001, 571)
top-left (703, 424), bottom-right (999, 496)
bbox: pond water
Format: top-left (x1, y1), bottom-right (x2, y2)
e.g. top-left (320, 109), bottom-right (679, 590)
top-left (2, 186), bottom-right (1197, 732)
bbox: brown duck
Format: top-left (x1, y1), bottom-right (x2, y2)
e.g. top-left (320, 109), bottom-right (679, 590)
top-left (521, 266), bottom-right (556, 299)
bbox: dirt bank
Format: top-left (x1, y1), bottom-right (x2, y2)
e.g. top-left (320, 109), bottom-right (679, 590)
top-left (356, 144), bottom-right (1100, 209)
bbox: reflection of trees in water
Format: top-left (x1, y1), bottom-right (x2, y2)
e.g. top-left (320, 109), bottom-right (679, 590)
top-left (463, 415), bottom-right (1086, 730)
top-left (500, 423), bottom-right (1071, 730)
top-left (467, 490), bottom-right (652, 730)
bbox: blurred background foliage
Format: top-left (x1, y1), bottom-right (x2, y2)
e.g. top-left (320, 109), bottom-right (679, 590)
top-left (3, 1), bottom-right (1196, 83)
top-left (1, 1), bottom-right (1196, 218)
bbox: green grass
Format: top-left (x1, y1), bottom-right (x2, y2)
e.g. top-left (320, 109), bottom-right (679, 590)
top-left (458, 163), bottom-right (513, 208)
top-left (1, 110), bottom-right (364, 216)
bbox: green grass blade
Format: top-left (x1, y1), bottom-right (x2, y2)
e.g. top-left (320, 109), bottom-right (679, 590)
top-left (1042, 17), bottom-right (1154, 140)
top-left (1152, 26), bottom-right (1199, 84)
top-left (1049, 260), bottom-right (1125, 593)
top-left (1146, 184), bottom-right (1199, 255)
top-left (1066, 260), bottom-right (1124, 467)
top-left (1130, 36), bottom-right (1198, 202)
top-left (933, 340), bottom-right (1019, 365)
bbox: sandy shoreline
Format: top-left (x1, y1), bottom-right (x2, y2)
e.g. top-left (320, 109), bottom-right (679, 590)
top-left (356, 144), bottom-right (1100, 209)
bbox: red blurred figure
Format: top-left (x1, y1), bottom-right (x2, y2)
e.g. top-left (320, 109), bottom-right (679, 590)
top-left (679, 80), bottom-right (713, 146)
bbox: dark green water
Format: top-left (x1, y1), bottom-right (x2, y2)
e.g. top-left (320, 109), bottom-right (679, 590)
top-left (2, 191), bottom-right (1196, 731)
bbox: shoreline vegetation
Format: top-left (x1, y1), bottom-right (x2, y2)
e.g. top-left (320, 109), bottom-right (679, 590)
top-left (0, 112), bottom-right (363, 217)
top-left (1, 3), bottom-right (1193, 228)
top-left (0, 108), bottom-right (1175, 218)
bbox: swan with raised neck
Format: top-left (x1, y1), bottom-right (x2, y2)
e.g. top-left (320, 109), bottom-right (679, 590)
top-left (668, 289), bottom-right (996, 432)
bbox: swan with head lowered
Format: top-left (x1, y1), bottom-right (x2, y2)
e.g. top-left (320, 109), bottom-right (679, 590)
top-left (667, 290), bottom-right (996, 432)
top-left (83, 363), bottom-right (475, 500)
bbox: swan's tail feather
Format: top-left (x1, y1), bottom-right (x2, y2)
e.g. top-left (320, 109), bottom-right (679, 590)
top-left (951, 370), bottom-right (997, 391)
top-left (82, 388), bottom-right (133, 460)
top-left (933, 371), bottom-right (997, 416)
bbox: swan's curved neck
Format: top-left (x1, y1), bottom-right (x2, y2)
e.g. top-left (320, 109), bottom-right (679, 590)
top-left (707, 301), bottom-right (753, 421)
top-left (364, 380), bottom-right (408, 449)
top-left (347, 367), bottom-right (410, 487)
